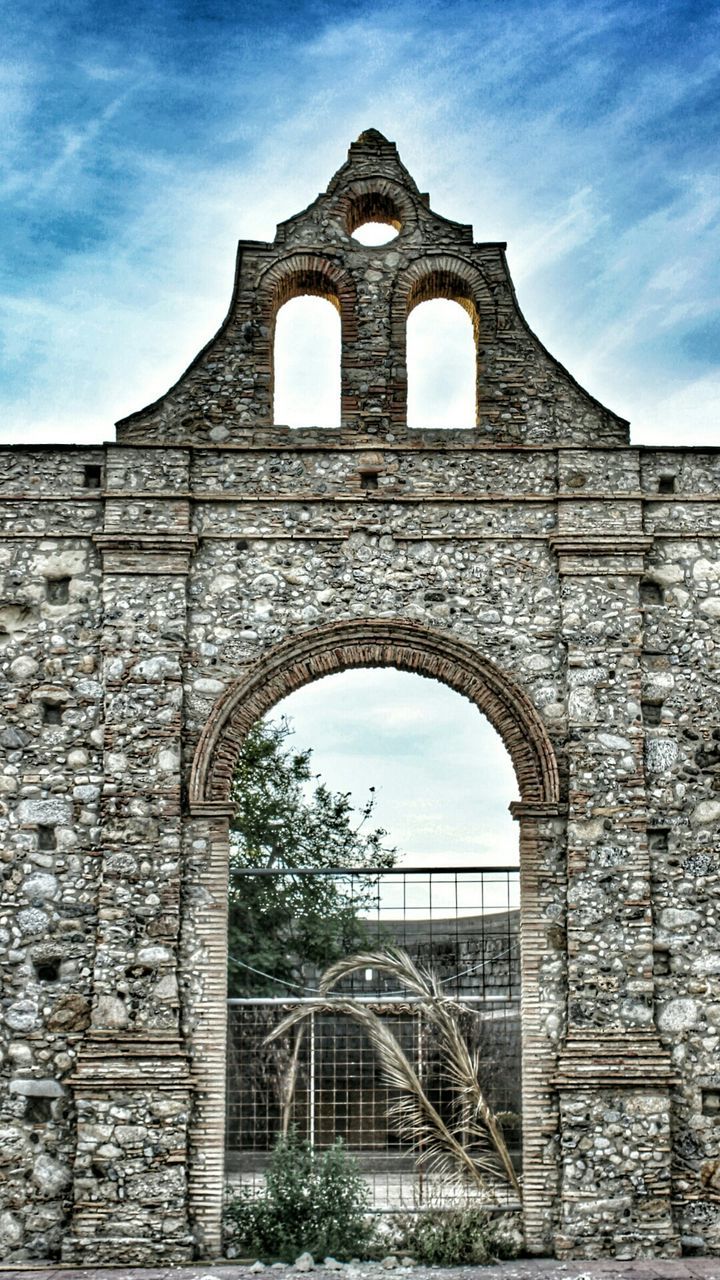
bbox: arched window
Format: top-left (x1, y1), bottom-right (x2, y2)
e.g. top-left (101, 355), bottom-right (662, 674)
top-left (273, 295), bottom-right (341, 428)
top-left (407, 297), bottom-right (477, 429)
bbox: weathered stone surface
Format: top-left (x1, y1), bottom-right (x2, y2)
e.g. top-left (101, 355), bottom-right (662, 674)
top-left (15, 908), bottom-right (49, 936)
top-left (91, 994), bottom-right (129, 1029)
top-left (657, 998), bottom-right (699, 1033)
top-left (9, 1078), bottom-right (64, 1097)
top-left (21, 871), bottom-right (58, 902)
top-left (4, 1000), bottom-right (39, 1032)
top-left (32, 1153), bottom-right (71, 1197)
top-left (0, 1209), bottom-right (23, 1252)
top-left (46, 992), bottom-right (91, 1032)
top-left (17, 797), bottom-right (73, 825)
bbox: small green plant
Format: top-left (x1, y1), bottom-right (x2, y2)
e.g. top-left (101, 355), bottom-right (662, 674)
top-left (225, 1131), bottom-right (376, 1262)
top-left (388, 1206), bottom-right (521, 1266)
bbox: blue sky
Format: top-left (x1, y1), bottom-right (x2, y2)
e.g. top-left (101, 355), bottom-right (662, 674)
top-left (2, 0), bottom-right (717, 859)
top-left (1, 0), bottom-right (718, 442)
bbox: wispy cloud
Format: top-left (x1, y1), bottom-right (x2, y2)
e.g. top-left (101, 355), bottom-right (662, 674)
top-left (35, 85), bottom-right (138, 196)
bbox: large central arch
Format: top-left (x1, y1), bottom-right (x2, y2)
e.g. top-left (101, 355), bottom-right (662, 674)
top-left (185, 620), bottom-right (565, 1257)
top-left (190, 619), bottom-right (561, 809)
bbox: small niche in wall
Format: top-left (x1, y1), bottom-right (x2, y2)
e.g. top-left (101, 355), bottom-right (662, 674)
top-left (640, 579), bottom-right (663, 606)
top-left (46, 577), bottom-right (70, 604)
top-left (83, 464), bottom-right (102, 489)
top-left (658, 474), bottom-right (676, 494)
top-left (26, 1097), bottom-right (54, 1123)
top-left (642, 701), bottom-right (663, 726)
top-left (647, 827), bottom-right (670, 855)
top-left (360, 470), bottom-right (379, 491)
top-left (653, 946), bottom-right (671, 976)
top-left (42, 702), bottom-right (63, 726)
top-left (702, 1089), bottom-right (720, 1117)
top-left (35, 958), bottom-right (61, 983)
top-left (37, 825), bottom-right (56, 851)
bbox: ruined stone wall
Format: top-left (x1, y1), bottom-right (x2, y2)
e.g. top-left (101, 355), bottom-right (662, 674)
top-left (0, 447), bottom-right (105, 1258)
top-left (640, 450), bottom-right (720, 1250)
top-left (0, 130), bottom-right (718, 1264)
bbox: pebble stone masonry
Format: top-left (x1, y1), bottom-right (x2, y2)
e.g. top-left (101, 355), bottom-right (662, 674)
top-left (0, 129), bottom-right (718, 1266)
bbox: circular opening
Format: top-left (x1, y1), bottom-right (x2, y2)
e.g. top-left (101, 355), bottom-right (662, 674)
top-left (346, 191), bottom-right (403, 245)
top-left (352, 221), bottom-right (400, 246)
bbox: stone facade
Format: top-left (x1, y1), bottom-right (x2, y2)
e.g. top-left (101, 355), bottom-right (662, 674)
top-left (0, 129), bottom-right (718, 1263)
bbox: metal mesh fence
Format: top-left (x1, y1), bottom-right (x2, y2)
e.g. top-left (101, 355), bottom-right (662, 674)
top-left (226, 867), bottom-right (521, 1209)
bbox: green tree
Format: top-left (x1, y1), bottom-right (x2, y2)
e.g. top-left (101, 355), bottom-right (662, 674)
top-left (228, 717), bottom-right (396, 997)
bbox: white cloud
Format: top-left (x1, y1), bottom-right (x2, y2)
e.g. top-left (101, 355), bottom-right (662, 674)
top-left (272, 669), bottom-right (519, 866)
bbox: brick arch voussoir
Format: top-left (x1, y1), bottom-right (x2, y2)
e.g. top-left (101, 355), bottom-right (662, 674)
top-left (257, 253), bottom-right (358, 333)
top-left (332, 177), bottom-right (419, 237)
top-left (189, 620), bottom-right (560, 810)
top-left (391, 253), bottom-right (495, 344)
top-left (255, 253), bottom-right (358, 421)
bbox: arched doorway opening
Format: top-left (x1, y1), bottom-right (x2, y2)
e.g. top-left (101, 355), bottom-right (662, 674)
top-left (186, 621), bottom-right (565, 1258)
top-left (224, 669), bottom-right (522, 1215)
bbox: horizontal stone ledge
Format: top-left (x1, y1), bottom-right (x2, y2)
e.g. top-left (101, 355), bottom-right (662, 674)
top-left (10, 1077), bottom-right (65, 1097)
top-left (0, 492), bottom-right (103, 502)
top-left (509, 801), bottom-right (568, 821)
top-left (554, 1033), bottom-right (676, 1089)
top-left (10, 487), bottom-right (719, 500)
top-left (5, 486), bottom-right (718, 501)
top-left (70, 1080), bottom-right (192, 1094)
top-left (188, 800), bottom-right (236, 818)
top-left (71, 1032), bottom-right (189, 1053)
top-left (94, 533), bottom-right (197, 549)
top-left (93, 436), bottom-right (717, 451)
top-left (1, 526), bottom-right (712, 543)
top-left (550, 533), bottom-right (654, 555)
top-left (194, 531), bottom-right (553, 541)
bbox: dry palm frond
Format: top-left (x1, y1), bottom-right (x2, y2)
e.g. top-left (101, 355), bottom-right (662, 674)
top-left (265, 947), bottom-right (521, 1200)
top-left (266, 998), bottom-right (501, 1194)
top-left (279, 1025), bottom-right (305, 1136)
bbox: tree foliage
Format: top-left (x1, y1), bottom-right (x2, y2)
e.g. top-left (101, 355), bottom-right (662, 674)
top-left (228, 717), bottom-right (396, 997)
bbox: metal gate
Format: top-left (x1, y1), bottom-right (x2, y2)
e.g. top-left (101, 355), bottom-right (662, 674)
top-left (225, 867), bottom-right (521, 1209)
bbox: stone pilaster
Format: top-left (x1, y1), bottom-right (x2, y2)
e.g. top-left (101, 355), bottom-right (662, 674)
top-left (510, 801), bottom-right (567, 1255)
top-left (551, 452), bottom-right (678, 1258)
top-left (183, 804), bottom-right (234, 1258)
top-left (63, 447), bottom-right (196, 1263)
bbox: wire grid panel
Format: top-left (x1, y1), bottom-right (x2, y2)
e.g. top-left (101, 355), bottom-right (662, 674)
top-left (225, 867), bottom-right (521, 1209)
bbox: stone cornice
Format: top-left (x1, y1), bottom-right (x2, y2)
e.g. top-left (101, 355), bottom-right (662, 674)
top-left (188, 800), bottom-right (236, 819)
top-left (509, 800), bottom-right (568, 821)
top-left (94, 532), bottom-right (198, 574)
top-left (94, 533), bottom-right (198, 552)
top-left (67, 1034), bottom-right (192, 1091)
top-left (550, 533), bottom-right (654, 576)
top-left (549, 534), bottom-right (654, 556)
top-left (554, 1029), bottom-right (676, 1089)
